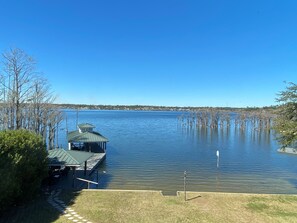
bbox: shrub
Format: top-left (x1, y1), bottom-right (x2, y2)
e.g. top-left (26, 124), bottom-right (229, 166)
top-left (0, 130), bottom-right (48, 212)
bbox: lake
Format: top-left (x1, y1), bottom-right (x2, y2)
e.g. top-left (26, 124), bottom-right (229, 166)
top-left (57, 110), bottom-right (297, 194)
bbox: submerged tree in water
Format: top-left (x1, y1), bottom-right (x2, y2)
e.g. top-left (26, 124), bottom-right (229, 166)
top-left (179, 108), bottom-right (274, 136)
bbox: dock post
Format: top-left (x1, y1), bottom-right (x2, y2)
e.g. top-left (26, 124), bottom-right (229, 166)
top-left (84, 161), bottom-right (87, 176)
top-left (72, 167), bottom-right (76, 188)
top-left (97, 170), bottom-right (99, 187)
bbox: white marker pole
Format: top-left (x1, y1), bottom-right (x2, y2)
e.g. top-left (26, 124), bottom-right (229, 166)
top-left (216, 150), bottom-right (220, 168)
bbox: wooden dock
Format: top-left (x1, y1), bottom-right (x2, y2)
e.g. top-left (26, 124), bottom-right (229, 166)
top-left (77, 153), bottom-right (106, 174)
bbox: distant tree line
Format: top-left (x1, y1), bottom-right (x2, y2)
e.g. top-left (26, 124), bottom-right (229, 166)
top-left (0, 48), bottom-right (62, 149)
top-left (54, 103), bottom-right (277, 112)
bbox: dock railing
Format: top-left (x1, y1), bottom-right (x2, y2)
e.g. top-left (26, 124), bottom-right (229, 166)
top-left (76, 177), bottom-right (98, 189)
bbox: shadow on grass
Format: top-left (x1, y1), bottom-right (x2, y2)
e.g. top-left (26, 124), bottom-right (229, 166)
top-left (0, 190), bottom-right (79, 223)
top-left (186, 195), bottom-right (202, 201)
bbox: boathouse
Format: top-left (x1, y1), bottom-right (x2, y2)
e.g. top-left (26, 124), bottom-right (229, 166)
top-left (67, 123), bottom-right (108, 153)
top-left (48, 149), bottom-right (95, 187)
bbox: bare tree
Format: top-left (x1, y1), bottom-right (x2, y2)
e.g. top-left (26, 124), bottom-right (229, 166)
top-left (0, 48), bottom-right (63, 148)
top-left (28, 77), bottom-right (55, 133)
top-left (1, 48), bottom-right (36, 129)
top-left (47, 109), bottom-right (63, 149)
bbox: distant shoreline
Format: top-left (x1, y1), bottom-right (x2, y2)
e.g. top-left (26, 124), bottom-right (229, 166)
top-left (53, 103), bottom-right (276, 112)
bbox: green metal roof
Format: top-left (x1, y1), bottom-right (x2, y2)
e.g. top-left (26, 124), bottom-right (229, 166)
top-left (78, 123), bottom-right (95, 129)
top-left (48, 149), bottom-right (94, 167)
top-left (67, 130), bottom-right (109, 143)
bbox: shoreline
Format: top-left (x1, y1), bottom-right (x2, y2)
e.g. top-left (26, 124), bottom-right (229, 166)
top-left (82, 188), bottom-right (297, 196)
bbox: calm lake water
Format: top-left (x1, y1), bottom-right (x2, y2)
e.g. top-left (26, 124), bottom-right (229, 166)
top-left (58, 110), bottom-right (297, 194)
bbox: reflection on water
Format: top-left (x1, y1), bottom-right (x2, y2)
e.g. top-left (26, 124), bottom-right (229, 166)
top-left (57, 110), bottom-right (297, 194)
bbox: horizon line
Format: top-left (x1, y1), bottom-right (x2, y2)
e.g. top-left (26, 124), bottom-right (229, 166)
top-left (54, 103), bottom-right (277, 109)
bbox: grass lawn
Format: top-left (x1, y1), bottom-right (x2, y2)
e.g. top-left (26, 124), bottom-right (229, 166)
top-left (2, 190), bottom-right (297, 223)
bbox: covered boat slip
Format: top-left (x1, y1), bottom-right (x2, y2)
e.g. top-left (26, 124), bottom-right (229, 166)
top-left (67, 123), bottom-right (108, 153)
top-left (48, 149), bottom-right (103, 173)
top-left (48, 149), bottom-right (106, 189)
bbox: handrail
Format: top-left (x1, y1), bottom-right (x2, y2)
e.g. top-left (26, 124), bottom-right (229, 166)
top-left (76, 177), bottom-right (98, 189)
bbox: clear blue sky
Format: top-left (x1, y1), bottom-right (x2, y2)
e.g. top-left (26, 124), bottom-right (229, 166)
top-left (1, 0), bottom-right (296, 107)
